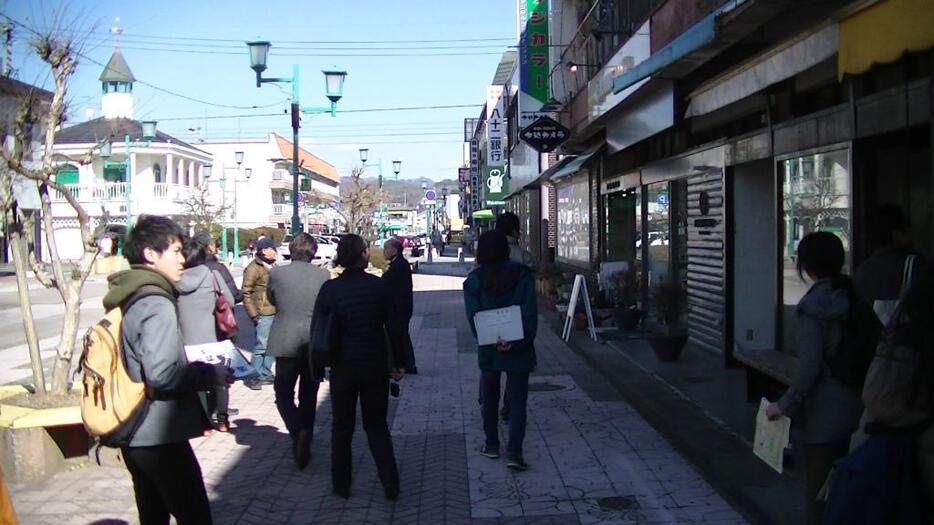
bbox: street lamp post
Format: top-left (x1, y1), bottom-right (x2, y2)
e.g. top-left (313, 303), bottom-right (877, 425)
top-left (100, 120), bottom-right (157, 231)
top-left (359, 149), bottom-right (402, 238)
top-left (233, 167), bottom-right (252, 261)
top-left (247, 40), bottom-right (347, 234)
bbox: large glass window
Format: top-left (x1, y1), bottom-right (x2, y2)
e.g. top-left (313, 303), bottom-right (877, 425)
top-left (604, 188), bottom-right (639, 262)
top-left (780, 149), bottom-right (851, 306)
top-left (556, 176), bottom-right (590, 265)
top-left (645, 182), bottom-right (671, 287)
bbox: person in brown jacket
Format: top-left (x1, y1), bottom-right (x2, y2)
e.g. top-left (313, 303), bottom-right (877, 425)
top-left (242, 238), bottom-right (278, 389)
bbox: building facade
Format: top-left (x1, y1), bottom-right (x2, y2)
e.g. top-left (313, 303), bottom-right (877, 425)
top-left (197, 134), bottom-right (341, 233)
top-left (472, 0), bottom-right (934, 436)
top-left (50, 48), bottom-right (211, 260)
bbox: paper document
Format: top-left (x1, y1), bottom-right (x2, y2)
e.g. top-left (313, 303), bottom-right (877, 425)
top-left (474, 306), bottom-right (525, 346)
top-left (754, 397), bottom-right (791, 474)
top-left (185, 340), bottom-right (254, 379)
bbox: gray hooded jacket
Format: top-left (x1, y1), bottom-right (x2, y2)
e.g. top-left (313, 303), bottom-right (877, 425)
top-left (177, 265), bottom-right (235, 345)
top-left (778, 278), bottom-right (863, 443)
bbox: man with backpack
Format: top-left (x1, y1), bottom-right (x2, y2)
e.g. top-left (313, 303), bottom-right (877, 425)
top-left (101, 215), bottom-right (232, 524)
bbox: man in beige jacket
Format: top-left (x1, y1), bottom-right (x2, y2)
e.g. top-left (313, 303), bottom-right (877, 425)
top-left (242, 238), bottom-right (278, 389)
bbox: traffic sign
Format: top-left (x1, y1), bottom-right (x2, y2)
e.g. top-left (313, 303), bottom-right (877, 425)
top-left (425, 190), bottom-right (437, 201)
top-left (520, 116), bottom-right (570, 153)
top-left (298, 193), bottom-right (305, 203)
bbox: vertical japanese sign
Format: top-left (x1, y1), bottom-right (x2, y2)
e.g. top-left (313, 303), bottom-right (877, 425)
top-left (518, 0), bottom-right (549, 128)
top-left (486, 86), bottom-right (505, 166)
top-left (469, 138), bottom-right (480, 210)
top-left (483, 164), bottom-right (509, 207)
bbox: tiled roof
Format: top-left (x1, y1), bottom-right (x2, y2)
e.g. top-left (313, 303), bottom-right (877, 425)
top-left (0, 76), bottom-right (53, 100)
top-left (54, 117), bottom-right (206, 154)
top-left (99, 49), bottom-right (135, 83)
top-left (273, 133), bottom-right (338, 183)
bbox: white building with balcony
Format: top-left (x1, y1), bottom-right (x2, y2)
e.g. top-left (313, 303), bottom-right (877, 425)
top-left (49, 47), bottom-right (211, 259)
top-left (197, 133), bottom-right (340, 232)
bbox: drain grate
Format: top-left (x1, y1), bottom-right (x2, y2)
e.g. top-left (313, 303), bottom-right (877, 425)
top-left (597, 495), bottom-right (641, 511)
top-left (527, 382), bottom-right (567, 392)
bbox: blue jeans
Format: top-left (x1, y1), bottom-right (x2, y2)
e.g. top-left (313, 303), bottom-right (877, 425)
top-left (481, 371), bottom-right (529, 459)
top-left (251, 315), bottom-right (275, 379)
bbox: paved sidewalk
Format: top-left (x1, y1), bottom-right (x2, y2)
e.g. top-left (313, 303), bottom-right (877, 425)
top-left (9, 271), bottom-right (745, 524)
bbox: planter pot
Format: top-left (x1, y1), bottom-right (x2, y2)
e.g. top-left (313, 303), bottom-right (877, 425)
top-left (612, 308), bottom-right (644, 331)
top-left (0, 385), bottom-right (87, 484)
top-left (648, 334), bottom-right (688, 362)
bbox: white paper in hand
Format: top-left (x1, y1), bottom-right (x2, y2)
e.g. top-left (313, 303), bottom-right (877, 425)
top-left (754, 398), bottom-right (791, 474)
top-left (474, 305), bottom-right (524, 346)
top-left (185, 340), bottom-right (254, 379)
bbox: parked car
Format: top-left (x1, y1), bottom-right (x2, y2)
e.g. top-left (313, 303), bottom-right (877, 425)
top-left (312, 234), bottom-right (337, 265)
top-left (277, 234), bottom-right (293, 261)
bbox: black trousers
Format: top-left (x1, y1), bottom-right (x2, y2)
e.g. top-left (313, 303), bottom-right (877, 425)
top-left (274, 356), bottom-right (320, 437)
top-left (330, 363), bottom-right (399, 491)
top-left (804, 440), bottom-right (849, 525)
top-left (122, 441), bottom-right (212, 525)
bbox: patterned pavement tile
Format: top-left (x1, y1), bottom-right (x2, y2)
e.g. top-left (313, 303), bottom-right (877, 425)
top-left (8, 271), bottom-right (745, 525)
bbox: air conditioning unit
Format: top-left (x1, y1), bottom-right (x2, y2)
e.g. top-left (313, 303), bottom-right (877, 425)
top-left (272, 169), bottom-right (290, 180)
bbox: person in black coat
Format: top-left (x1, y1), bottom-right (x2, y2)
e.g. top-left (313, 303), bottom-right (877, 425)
top-left (312, 234), bottom-right (405, 500)
top-left (382, 237), bottom-right (416, 374)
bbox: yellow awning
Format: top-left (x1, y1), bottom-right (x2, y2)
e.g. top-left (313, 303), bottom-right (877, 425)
top-left (839, 0), bottom-right (934, 80)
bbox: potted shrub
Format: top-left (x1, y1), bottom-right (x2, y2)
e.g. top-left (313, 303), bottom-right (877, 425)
top-left (606, 266), bottom-right (644, 331)
top-left (647, 280), bottom-right (689, 361)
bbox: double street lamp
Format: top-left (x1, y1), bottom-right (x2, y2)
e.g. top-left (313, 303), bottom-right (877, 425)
top-left (203, 152), bottom-right (252, 263)
top-left (359, 148), bottom-right (401, 236)
top-left (247, 40), bottom-right (347, 234)
top-left (99, 120), bottom-right (158, 229)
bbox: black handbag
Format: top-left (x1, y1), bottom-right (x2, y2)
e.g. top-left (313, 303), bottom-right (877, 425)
top-left (310, 311), bottom-right (338, 367)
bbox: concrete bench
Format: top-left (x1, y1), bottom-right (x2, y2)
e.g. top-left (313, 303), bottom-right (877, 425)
top-left (733, 348), bottom-right (799, 402)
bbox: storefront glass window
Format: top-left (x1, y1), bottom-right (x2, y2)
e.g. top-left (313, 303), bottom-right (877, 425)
top-left (604, 188), bottom-right (639, 262)
top-left (780, 149), bottom-right (851, 306)
top-left (556, 176), bottom-right (590, 265)
top-left (645, 182), bottom-right (671, 287)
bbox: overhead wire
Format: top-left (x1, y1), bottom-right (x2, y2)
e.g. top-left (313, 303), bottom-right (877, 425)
top-left (4, 15), bottom-right (293, 110)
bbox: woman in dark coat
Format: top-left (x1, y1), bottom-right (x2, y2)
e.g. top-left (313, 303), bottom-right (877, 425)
top-left (766, 232), bottom-right (863, 524)
top-left (312, 234), bottom-right (405, 500)
top-left (464, 230), bottom-right (537, 471)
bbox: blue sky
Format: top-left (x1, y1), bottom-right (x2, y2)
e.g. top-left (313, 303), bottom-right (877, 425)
top-left (3, 0), bottom-right (517, 181)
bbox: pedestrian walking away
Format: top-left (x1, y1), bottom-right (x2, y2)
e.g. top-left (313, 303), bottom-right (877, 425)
top-left (312, 234), bottom-right (405, 501)
top-left (102, 215), bottom-right (233, 525)
top-left (177, 236), bottom-right (237, 432)
top-left (242, 237), bottom-right (278, 389)
top-left (464, 230), bottom-right (538, 472)
top-left (382, 237), bottom-right (417, 374)
top-left (194, 230), bottom-right (243, 304)
top-left (766, 232), bottom-right (864, 525)
top-left (266, 233), bottom-right (330, 470)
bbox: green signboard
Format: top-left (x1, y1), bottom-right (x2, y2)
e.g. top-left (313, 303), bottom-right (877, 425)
top-left (482, 164), bottom-right (508, 206)
top-left (524, 0), bottom-right (549, 104)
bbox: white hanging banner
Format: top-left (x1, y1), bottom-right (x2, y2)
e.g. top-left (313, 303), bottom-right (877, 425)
top-left (486, 85), bottom-right (505, 166)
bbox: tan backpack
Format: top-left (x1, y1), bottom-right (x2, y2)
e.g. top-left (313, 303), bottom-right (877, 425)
top-left (78, 286), bottom-right (171, 447)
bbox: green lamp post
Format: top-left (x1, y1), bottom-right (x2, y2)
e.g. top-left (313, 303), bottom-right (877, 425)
top-left (99, 120), bottom-right (157, 231)
top-left (247, 40), bottom-right (347, 234)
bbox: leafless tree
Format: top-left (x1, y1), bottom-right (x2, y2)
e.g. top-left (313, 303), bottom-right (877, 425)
top-left (179, 183), bottom-right (229, 235)
top-left (0, 23), bottom-right (102, 394)
top-left (339, 167), bottom-right (383, 236)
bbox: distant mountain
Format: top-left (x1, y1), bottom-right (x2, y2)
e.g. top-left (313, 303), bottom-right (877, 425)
top-left (339, 176), bottom-right (460, 208)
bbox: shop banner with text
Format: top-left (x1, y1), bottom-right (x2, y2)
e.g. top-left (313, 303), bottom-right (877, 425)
top-left (518, 0), bottom-right (549, 128)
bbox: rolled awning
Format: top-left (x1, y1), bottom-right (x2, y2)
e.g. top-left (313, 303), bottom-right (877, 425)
top-left (549, 144), bottom-right (602, 182)
top-left (472, 209), bottom-right (494, 220)
top-left (686, 23), bottom-right (839, 118)
top-left (839, 0), bottom-right (934, 80)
